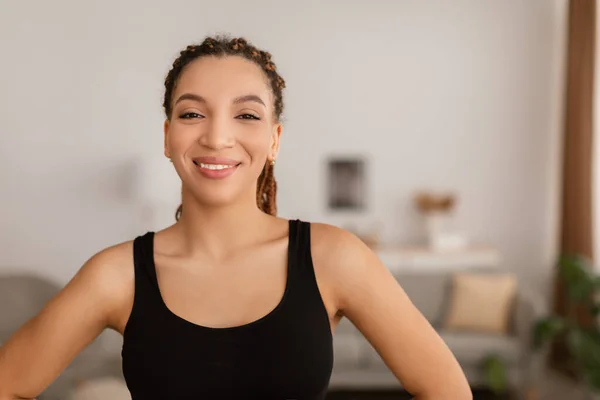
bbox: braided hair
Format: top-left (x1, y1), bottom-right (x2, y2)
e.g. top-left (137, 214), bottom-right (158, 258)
top-left (163, 36), bottom-right (286, 221)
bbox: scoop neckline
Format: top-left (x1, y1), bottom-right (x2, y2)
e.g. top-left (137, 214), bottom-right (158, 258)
top-left (147, 219), bottom-right (295, 332)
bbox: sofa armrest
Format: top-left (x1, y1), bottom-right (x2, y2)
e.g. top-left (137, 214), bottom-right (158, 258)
top-left (513, 288), bottom-right (550, 392)
top-left (514, 289), bottom-right (547, 349)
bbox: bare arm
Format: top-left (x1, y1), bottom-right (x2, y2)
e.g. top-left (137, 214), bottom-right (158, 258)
top-left (0, 243), bottom-right (132, 400)
top-left (313, 224), bottom-right (471, 400)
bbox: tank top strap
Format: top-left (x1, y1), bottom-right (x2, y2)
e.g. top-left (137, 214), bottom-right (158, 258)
top-left (132, 231), bottom-right (160, 293)
top-left (285, 219), bottom-right (331, 335)
top-left (288, 219), bottom-right (310, 266)
top-left (286, 219), bottom-right (318, 288)
top-left (125, 231), bottom-right (166, 335)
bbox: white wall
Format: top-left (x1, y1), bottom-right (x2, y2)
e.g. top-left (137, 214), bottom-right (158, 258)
top-left (0, 0), bottom-right (566, 293)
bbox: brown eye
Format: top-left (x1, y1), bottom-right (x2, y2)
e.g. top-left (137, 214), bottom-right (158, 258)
top-left (236, 114), bottom-right (260, 120)
top-left (179, 112), bottom-right (204, 119)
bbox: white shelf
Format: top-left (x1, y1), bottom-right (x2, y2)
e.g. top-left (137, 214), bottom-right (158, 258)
top-left (374, 246), bottom-right (501, 273)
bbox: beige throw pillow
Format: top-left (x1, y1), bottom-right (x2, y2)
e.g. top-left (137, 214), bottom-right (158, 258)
top-left (443, 272), bottom-right (517, 334)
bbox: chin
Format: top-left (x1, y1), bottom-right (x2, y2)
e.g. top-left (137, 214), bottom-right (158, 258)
top-left (183, 168), bottom-right (259, 209)
top-left (192, 187), bottom-right (248, 208)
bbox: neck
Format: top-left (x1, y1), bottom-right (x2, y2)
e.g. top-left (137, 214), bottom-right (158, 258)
top-left (173, 189), bottom-right (273, 259)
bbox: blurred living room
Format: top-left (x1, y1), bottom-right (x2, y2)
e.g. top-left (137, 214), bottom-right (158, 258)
top-left (1, 0), bottom-right (599, 399)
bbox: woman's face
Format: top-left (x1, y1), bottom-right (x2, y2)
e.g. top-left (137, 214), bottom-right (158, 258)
top-left (164, 55), bottom-right (281, 208)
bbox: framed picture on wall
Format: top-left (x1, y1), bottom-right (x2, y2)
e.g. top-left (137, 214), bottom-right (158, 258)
top-left (327, 157), bottom-right (366, 211)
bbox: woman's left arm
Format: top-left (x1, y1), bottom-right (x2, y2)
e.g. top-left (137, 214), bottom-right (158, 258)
top-left (312, 224), bottom-right (472, 400)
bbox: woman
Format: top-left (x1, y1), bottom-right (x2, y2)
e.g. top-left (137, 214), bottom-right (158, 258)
top-left (0, 36), bottom-right (471, 400)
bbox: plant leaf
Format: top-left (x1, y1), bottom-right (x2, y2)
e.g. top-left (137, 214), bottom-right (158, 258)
top-left (533, 316), bottom-right (567, 350)
top-left (560, 255), bottom-right (596, 302)
top-left (566, 329), bottom-right (585, 362)
top-left (584, 368), bottom-right (600, 393)
top-left (482, 354), bottom-right (508, 395)
top-left (565, 328), bottom-right (600, 376)
top-left (579, 332), bottom-right (600, 369)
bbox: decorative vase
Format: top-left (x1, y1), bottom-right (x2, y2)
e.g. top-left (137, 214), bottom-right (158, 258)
top-left (424, 212), bottom-right (441, 246)
top-left (423, 211), bottom-right (450, 249)
top-left (423, 211), bottom-right (468, 251)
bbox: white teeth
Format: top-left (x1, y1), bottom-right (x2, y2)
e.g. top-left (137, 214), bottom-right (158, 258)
top-left (198, 163), bottom-right (235, 170)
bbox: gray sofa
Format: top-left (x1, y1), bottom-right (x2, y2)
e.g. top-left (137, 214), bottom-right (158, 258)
top-left (329, 269), bottom-right (548, 399)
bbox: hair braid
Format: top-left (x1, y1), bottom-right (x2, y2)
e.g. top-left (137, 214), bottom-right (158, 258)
top-left (164, 35), bottom-right (285, 221)
top-left (256, 161), bottom-right (277, 216)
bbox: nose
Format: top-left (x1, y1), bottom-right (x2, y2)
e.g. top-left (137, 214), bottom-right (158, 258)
top-left (198, 114), bottom-right (235, 150)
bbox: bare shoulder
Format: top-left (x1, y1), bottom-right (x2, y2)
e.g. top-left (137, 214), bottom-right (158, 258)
top-left (309, 222), bottom-right (372, 268)
top-left (309, 222), bottom-right (384, 312)
top-left (72, 239), bottom-right (136, 329)
top-left (78, 240), bottom-right (134, 289)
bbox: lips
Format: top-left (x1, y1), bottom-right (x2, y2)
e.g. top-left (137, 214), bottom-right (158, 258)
top-left (191, 156), bottom-right (241, 180)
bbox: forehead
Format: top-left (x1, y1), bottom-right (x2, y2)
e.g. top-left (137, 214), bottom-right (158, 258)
top-left (174, 55), bottom-right (272, 102)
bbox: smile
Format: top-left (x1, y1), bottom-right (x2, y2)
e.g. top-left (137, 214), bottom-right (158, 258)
top-left (192, 160), bottom-right (241, 180)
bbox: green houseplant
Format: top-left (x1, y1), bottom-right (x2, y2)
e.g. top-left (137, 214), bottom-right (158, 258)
top-left (482, 353), bottom-right (509, 398)
top-left (533, 254), bottom-right (600, 397)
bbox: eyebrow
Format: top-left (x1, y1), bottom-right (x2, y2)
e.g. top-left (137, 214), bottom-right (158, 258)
top-left (233, 94), bottom-right (266, 108)
top-left (174, 93), bottom-right (266, 108)
top-left (174, 93), bottom-right (206, 106)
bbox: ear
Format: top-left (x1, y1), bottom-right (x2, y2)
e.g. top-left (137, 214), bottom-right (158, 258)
top-left (163, 119), bottom-right (171, 159)
top-left (270, 123), bottom-right (282, 161)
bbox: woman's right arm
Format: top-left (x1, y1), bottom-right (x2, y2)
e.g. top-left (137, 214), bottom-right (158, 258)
top-left (0, 243), bottom-right (133, 400)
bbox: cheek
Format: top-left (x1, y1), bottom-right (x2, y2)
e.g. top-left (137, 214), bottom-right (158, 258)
top-left (168, 125), bottom-right (196, 151)
top-left (237, 127), bottom-right (272, 160)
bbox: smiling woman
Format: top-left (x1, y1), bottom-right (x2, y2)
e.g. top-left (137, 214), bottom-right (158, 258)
top-left (162, 37), bottom-right (286, 219)
top-left (0, 35), bottom-right (471, 400)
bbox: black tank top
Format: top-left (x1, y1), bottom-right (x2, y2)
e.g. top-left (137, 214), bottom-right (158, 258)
top-left (121, 219), bottom-right (334, 399)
